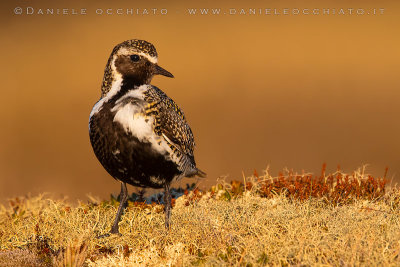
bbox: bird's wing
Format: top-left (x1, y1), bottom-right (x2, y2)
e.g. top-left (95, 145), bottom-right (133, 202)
top-left (144, 86), bottom-right (195, 159)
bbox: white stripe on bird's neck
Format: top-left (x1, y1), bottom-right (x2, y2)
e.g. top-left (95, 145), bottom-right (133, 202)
top-left (89, 71), bottom-right (123, 118)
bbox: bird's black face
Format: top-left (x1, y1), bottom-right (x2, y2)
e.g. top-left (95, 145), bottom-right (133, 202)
top-left (114, 53), bottom-right (173, 86)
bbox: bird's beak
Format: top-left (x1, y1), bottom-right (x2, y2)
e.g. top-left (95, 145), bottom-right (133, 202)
top-left (154, 64), bottom-right (174, 78)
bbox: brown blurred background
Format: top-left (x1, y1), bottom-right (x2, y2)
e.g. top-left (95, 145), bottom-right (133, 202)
top-left (0, 0), bottom-right (399, 202)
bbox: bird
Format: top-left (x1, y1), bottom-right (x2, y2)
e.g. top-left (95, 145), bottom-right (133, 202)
top-left (88, 39), bottom-right (205, 234)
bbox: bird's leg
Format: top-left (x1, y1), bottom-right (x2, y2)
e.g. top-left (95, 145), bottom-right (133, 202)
top-left (164, 183), bottom-right (172, 229)
top-left (110, 182), bottom-right (128, 235)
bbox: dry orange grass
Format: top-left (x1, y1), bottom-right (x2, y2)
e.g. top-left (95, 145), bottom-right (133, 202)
top-left (1, 166), bottom-right (400, 266)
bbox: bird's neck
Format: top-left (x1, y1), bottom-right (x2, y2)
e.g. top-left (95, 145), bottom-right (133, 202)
top-left (120, 77), bottom-right (146, 90)
top-left (101, 71), bottom-right (148, 98)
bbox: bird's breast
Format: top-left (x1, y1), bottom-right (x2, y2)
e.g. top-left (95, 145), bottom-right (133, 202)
top-left (110, 98), bottom-right (174, 158)
top-left (111, 102), bottom-right (152, 141)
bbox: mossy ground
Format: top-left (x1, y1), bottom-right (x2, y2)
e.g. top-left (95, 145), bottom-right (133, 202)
top-left (1, 167), bottom-right (399, 266)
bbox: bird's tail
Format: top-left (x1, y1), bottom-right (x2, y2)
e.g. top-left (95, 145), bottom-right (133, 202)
top-left (195, 168), bottom-right (207, 178)
top-left (186, 168), bottom-right (207, 178)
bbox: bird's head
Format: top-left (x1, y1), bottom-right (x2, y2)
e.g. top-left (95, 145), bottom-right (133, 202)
top-left (102, 39), bottom-right (173, 95)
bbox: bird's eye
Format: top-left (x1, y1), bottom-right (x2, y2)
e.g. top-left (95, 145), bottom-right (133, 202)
top-left (130, 54), bottom-right (140, 62)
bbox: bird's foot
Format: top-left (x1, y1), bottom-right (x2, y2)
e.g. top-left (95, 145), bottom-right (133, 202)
top-left (96, 232), bottom-right (111, 239)
top-left (96, 229), bottom-right (122, 239)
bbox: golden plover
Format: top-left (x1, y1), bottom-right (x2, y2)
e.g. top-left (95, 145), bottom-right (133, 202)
top-left (89, 39), bottom-right (205, 234)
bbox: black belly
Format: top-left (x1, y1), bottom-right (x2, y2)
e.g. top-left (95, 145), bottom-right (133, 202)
top-left (89, 105), bottom-right (181, 189)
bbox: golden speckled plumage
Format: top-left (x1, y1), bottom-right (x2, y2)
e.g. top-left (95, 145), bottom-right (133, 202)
top-left (144, 88), bottom-right (194, 153)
